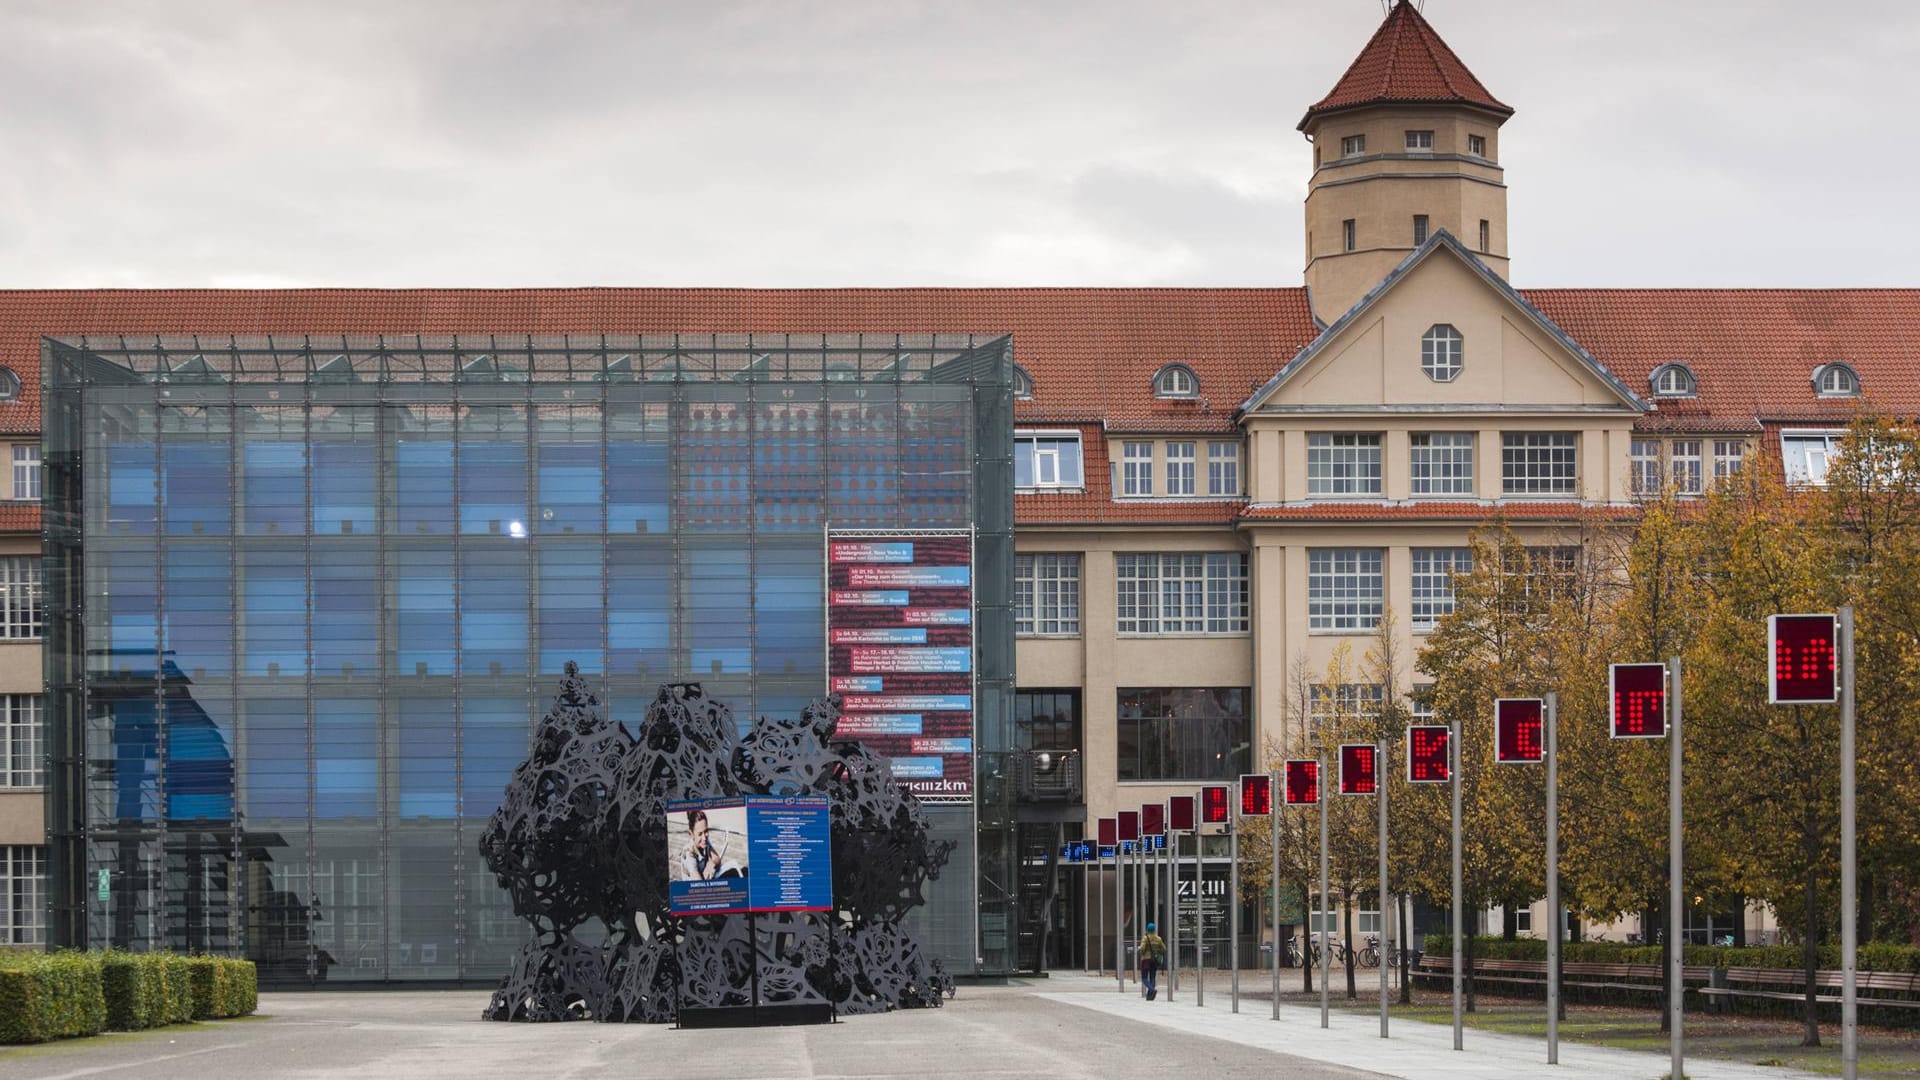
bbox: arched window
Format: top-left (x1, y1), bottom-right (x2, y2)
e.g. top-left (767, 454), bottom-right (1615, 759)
top-left (1651, 363), bottom-right (1696, 397)
top-left (1153, 364), bottom-right (1198, 399)
top-left (1421, 325), bottom-right (1463, 382)
top-left (0, 368), bottom-right (17, 402)
top-left (1012, 366), bottom-right (1033, 399)
top-left (1814, 362), bottom-right (1860, 397)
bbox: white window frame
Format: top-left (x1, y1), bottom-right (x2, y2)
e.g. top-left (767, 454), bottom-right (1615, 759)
top-left (1501, 432), bottom-right (1578, 496)
top-left (1121, 441), bottom-right (1155, 497)
top-left (1308, 548), bottom-right (1384, 632)
top-left (1342, 134), bottom-right (1366, 157)
top-left (1409, 432), bottom-right (1474, 495)
top-left (0, 557), bottom-right (41, 640)
top-left (1, 845), bottom-right (45, 945)
top-left (1405, 129), bottom-right (1434, 152)
top-left (1652, 364), bottom-right (1696, 397)
top-left (1012, 367), bottom-right (1034, 399)
top-left (1, 696), bottom-right (41, 788)
top-left (1631, 438), bottom-right (1663, 496)
top-left (1165, 441), bottom-right (1197, 496)
top-left (1015, 431), bottom-right (1084, 492)
top-left (1814, 363), bottom-right (1860, 398)
top-left (1207, 441), bottom-right (1240, 496)
top-left (1014, 554), bottom-right (1081, 637)
top-left (1154, 365), bottom-right (1197, 399)
top-left (1670, 440), bottom-right (1703, 495)
top-left (1411, 548), bottom-right (1472, 632)
top-left (1115, 553), bottom-right (1248, 636)
top-left (1307, 433), bottom-right (1382, 497)
top-left (1468, 134), bottom-right (1487, 158)
top-left (1713, 439), bottom-right (1745, 482)
top-left (1782, 430), bottom-right (1847, 487)
top-left (11, 445), bottom-right (40, 501)
top-left (1421, 324), bottom-right (1463, 382)
top-left (1310, 683), bottom-right (1384, 741)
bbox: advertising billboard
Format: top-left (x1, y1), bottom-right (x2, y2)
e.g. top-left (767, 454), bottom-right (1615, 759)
top-left (827, 531), bottom-right (974, 802)
top-left (667, 796), bottom-right (834, 916)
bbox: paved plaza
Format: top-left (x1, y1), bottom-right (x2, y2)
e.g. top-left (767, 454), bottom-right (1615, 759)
top-left (0, 974), bottom-right (1845, 1080)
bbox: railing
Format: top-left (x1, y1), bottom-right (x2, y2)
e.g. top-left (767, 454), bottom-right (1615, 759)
top-left (1013, 750), bottom-right (1083, 802)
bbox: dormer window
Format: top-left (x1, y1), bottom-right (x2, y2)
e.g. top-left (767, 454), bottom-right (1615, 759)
top-left (1405, 130), bottom-right (1434, 153)
top-left (1012, 366), bottom-right (1034, 400)
top-left (1153, 364), bottom-right (1198, 399)
top-left (0, 368), bottom-right (17, 402)
top-left (1421, 325), bottom-right (1463, 382)
top-left (1814, 363), bottom-right (1860, 398)
top-left (1650, 363), bottom-right (1696, 398)
top-left (1341, 134), bottom-right (1366, 158)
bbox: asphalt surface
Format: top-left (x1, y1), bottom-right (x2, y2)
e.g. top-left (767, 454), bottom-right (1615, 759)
top-left (0, 980), bottom-right (1389, 1080)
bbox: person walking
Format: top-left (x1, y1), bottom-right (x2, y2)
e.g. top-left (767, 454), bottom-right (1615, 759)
top-left (1139, 922), bottom-right (1167, 1000)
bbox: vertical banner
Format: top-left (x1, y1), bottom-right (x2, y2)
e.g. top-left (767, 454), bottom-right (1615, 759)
top-left (827, 530), bottom-right (974, 803)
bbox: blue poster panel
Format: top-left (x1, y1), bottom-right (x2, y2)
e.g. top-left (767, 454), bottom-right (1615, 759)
top-left (745, 796), bottom-right (833, 913)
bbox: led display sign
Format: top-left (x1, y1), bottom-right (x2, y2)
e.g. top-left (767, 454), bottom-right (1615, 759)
top-left (1117, 810), bottom-right (1139, 843)
top-left (1495, 698), bottom-right (1545, 763)
top-left (1407, 725), bottom-right (1451, 784)
top-left (1339, 744), bottom-right (1378, 795)
top-left (1283, 760), bottom-right (1320, 805)
top-left (1239, 773), bottom-right (1273, 816)
top-left (1169, 795), bottom-right (1195, 832)
top-left (1142, 803), bottom-right (1165, 836)
top-left (1610, 663), bottom-right (1667, 739)
top-left (1769, 614), bottom-right (1838, 705)
top-left (1097, 817), bottom-right (1117, 847)
top-left (1200, 785), bottom-right (1230, 825)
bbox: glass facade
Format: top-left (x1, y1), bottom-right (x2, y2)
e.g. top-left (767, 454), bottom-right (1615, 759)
top-left (42, 334), bottom-right (1015, 983)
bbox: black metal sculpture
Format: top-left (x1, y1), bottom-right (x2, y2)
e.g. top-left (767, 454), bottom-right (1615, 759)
top-left (479, 663), bottom-right (956, 1023)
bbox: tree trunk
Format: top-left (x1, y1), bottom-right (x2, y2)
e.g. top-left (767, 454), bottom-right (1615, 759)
top-left (1657, 895), bottom-right (1671, 1035)
top-left (1398, 893), bottom-right (1412, 1005)
top-left (1465, 907), bottom-right (1478, 1013)
top-left (1802, 870), bottom-right (1822, 1047)
top-left (1861, 872), bottom-right (1875, 948)
top-left (1502, 904), bottom-right (1518, 940)
top-left (1732, 894), bottom-right (1748, 948)
top-left (1302, 880), bottom-right (1314, 994)
top-left (1344, 891), bottom-right (1357, 1000)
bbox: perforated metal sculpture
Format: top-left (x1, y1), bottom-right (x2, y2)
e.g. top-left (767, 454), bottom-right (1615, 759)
top-left (480, 663), bottom-right (956, 1022)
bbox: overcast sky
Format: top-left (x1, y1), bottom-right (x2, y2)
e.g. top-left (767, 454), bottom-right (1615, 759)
top-left (3, 0), bottom-right (1917, 290)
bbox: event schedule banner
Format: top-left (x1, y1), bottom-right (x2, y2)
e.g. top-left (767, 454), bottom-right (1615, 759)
top-left (666, 795), bottom-right (834, 916)
top-left (826, 531), bottom-right (974, 803)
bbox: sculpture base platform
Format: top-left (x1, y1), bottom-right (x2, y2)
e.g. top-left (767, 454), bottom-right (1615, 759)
top-left (676, 1003), bottom-right (836, 1029)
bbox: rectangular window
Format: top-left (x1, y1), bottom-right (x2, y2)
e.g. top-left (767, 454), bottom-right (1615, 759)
top-left (1, 696), bottom-right (42, 787)
top-left (1411, 684), bottom-right (1435, 723)
top-left (1479, 219), bottom-right (1490, 252)
top-left (1115, 553), bottom-right (1248, 635)
top-left (1671, 440), bottom-right (1703, 495)
top-left (11, 445), bottom-right (40, 501)
top-left (1343, 219), bottom-right (1357, 251)
top-left (1016, 690), bottom-right (1082, 754)
top-left (1014, 554), bottom-right (1081, 637)
top-left (1406, 130), bottom-right (1434, 152)
top-left (1308, 548), bottom-right (1384, 631)
top-left (1117, 688), bottom-right (1251, 781)
top-left (1121, 441), bottom-right (1155, 497)
top-left (1413, 215), bottom-right (1430, 245)
top-left (1410, 432), bottom-right (1474, 495)
top-left (1207, 441), bottom-right (1240, 496)
top-left (1713, 439), bottom-right (1746, 481)
top-left (1502, 546), bottom-right (1580, 606)
top-left (1, 845), bottom-right (45, 945)
top-left (1469, 134), bottom-right (1487, 158)
top-left (1307, 433), bottom-right (1382, 496)
top-left (1309, 683), bottom-right (1384, 740)
top-left (1166, 441), bottom-right (1196, 496)
top-left (1015, 431), bottom-right (1085, 491)
top-left (1631, 438), bottom-right (1662, 496)
top-left (1342, 134), bottom-right (1366, 157)
top-left (1782, 431), bottom-right (1845, 486)
top-left (0, 557), bottom-right (41, 640)
top-left (1501, 432), bottom-right (1577, 495)
top-left (1411, 548), bottom-right (1473, 632)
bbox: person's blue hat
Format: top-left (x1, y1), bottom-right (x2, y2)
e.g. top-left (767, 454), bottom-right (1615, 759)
top-left (1146, 922), bottom-right (1156, 932)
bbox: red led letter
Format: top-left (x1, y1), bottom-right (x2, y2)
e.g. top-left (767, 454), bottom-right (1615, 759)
top-left (1339, 745), bottom-right (1378, 795)
top-left (1117, 810), bottom-right (1139, 843)
top-left (1097, 817), bottom-right (1117, 847)
top-left (1610, 663), bottom-right (1668, 738)
top-left (1239, 773), bottom-right (1273, 817)
top-left (1142, 803), bottom-right (1165, 836)
top-left (1201, 785), bottom-right (1230, 825)
top-left (1407, 725), bottom-right (1451, 784)
top-left (1169, 795), bottom-right (1195, 832)
top-left (1495, 698), bottom-right (1545, 763)
top-left (1284, 759), bottom-right (1320, 805)
top-left (1769, 614), bottom-right (1838, 705)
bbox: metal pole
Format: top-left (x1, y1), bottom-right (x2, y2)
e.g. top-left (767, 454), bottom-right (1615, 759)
top-left (1115, 846), bottom-right (1124, 993)
top-left (1195, 809), bottom-right (1205, 1007)
top-left (1097, 856), bottom-right (1106, 979)
top-left (1168, 825), bottom-right (1178, 1001)
top-left (1380, 738), bottom-right (1390, 1038)
top-left (1230, 820), bottom-right (1241, 1013)
top-left (1841, 606), bottom-right (1857, 1080)
top-left (1272, 768), bottom-right (1282, 1021)
top-left (1669, 656), bottom-right (1684, 1080)
top-left (1319, 757), bottom-right (1330, 1029)
top-left (1547, 692), bottom-right (1560, 1065)
top-left (1451, 715), bottom-right (1463, 1051)
top-left (1163, 824), bottom-right (1174, 1001)
top-left (1134, 839), bottom-right (1143, 989)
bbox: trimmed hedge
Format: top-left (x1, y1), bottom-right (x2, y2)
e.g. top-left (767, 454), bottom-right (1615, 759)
top-left (1421, 935), bottom-right (1920, 973)
top-left (3, 951), bottom-right (257, 1044)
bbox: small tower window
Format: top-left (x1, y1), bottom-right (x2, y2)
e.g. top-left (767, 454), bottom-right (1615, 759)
top-left (1405, 130), bottom-right (1434, 152)
top-left (1343, 219), bottom-right (1357, 252)
top-left (1651, 363), bottom-right (1696, 398)
top-left (1421, 325), bottom-right (1464, 382)
top-left (1478, 220), bottom-right (1490, 252)
top-left (1154, 364), bottom-right (1198, 399)
top-left (1012, 366), bottom-right (1034, 400)
top-left (1413, 215), bottom-right (1430, 245)
top-left (1469, 134), bottom-right (1487, 158)
top-left (1814, 363), bottom-right (1860, 397)
top-left (0, 368), bottom-right (18, 402)
top-left (1341, 134), bottom-right (1366, 157)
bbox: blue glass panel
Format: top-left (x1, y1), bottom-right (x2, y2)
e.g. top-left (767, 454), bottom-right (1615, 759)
top-left (827, 402), bottom-right (898, 526)
top-left (536, 443), bottom-right (601, 535)
top-left (397, 698), bottom-right (455, 819)
top-left (103, 695), bottom-right (162, 823)
top-left (754, 544), bottom-right (821, 676)
top-left (394, 439), bottom-right (454, 535)
top-left (689, 545), bottom-right (750, 673)
top-left (165, 692), bottom-right (234, 822)
top-left (753, 405), bottom-right (823, 533)
top-left (394, 550), bottom-right (454, 675)
top-left (462, 697), bottom-right (528, 819)
top-left (538, 543), bottom-right (601, 675)
top-left (315, 698), bottom-right (376, 818)
top-left (241, 547), bottom-right (305, 676)
top-left (313, 543), bottom-right (377, 676)
top-left (103, 549), bottom-right (158, 664)
top-left (902, 400), bottom-right (971, 526)
top-left (606, 440), bottom-right (668, 534)
top-left (607, 541), bottom-right (669, 675)
top-left (162, 442), bottom-right (231, 536)
top-left (461, 544), bottom-right (528, 676)
top-left (312, 441), bottom-right (376, 535)
top-left (458, 438), bottom-right (527, 536)
top-left (240, 697), bottom-right (306, 820)
top-left (164, 544), bottom-right (232, 678)
top-left (107, 443), bottom-right (157, 535)
top-left (684, 404), bottom-right (750, 532)
top-left (242, 441), bottom-right (306, 536)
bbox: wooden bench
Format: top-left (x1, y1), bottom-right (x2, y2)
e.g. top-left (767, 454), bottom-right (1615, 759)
top-left (1414, 956), bottom-right (1711, 997)
top-left (1698, 967), bottom-right (1920, 1011)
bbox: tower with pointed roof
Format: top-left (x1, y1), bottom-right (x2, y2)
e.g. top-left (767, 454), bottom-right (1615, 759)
top-left (1301, 0), bottom-right (1513, 324)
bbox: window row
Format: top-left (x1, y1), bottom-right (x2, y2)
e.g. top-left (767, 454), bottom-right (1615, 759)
top-left (1307, 431), bottom-right (1578, 497)
top-left (9, 445), bottom-right (38, 501)
top-left (1, 695), bottom-right (42, 788)
top-left (1116, 553), bottom-right (1249, 635)
top-left (1335, 131), bottom-right (1490, 161)
top-left (1630, 437), bottom-right (1747, 496)
top-left (0, 556), bottom-right (42, 639)
top-left (1117, 440), bottom-right (1241, 498)
top-left (1307, 545), bottom-right (1573, 633)
top-left (1, 845), bottom-right (44, 945)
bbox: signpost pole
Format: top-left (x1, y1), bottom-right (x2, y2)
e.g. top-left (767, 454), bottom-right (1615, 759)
top-left (1379, 739), bottom-right (1390, 1039)
top-left (1272, 768), bottom-right (1282, 1021)
top-left (1546, 692), bottom-right (1560, 1065)
top-left (1133, 840), bottom-right (1142, 990)
top-left (1115, 846), bottom-right (1125, 993)
top-left (1319, 756), bottom-right (1330, 1029)
top-left (1841, 606), bottom-right (1857, 1080)
top-left (1162, 821), bottom-right (1173, 1001)
top-left (1097, 856), bottom-right (1106, 979)
top-left (1451, 715), bottom-right (1463, 1051)
top-left (1230, 815), bottom-right (1241, 1013)
top-left (1083, 859), bottom-right (1091, 973)
top-left (1669, 656), bottom-right (1684, 1080)
top-left (1195, 794), bottom-right (1205, 1008)
top-left (1168, 824), bottom-right (1179, 1002)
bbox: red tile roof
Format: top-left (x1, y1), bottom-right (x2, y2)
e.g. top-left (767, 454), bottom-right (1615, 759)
top-left (1300, 0), bottom-right (1511, 130)
top-left (1240, 501), bottom-right (1635, 524)
top-left (0, 503), bottom-right (39, 532)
